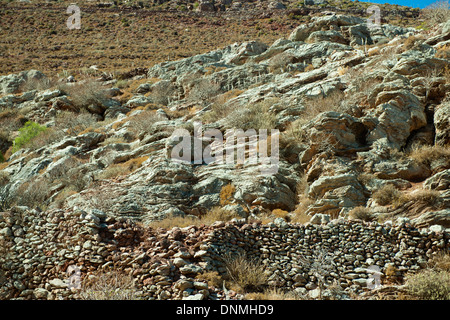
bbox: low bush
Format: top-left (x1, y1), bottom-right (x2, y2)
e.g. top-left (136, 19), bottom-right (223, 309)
top-left (408, 145), bottom-right (450, 167)
top-left (59, 79), bottom-right (112, 110)
top-left (403, 189), bottom-right (442, 208)
top-left (127, 110), bottom-right (164, 138)
top-left (421, 0), bottom-right (450, 25)
top-left (225, 99), bottom-right (277, 130)
top-left (54, 111), bottom-right (98, 136)
top-left (196, 271), bottom-right (223, 289)
top-left (186, 78), bottom-right (222, 103)
top-left (10, 177), bottom-right (50, 209)
top-left (302, 90), bottom-right (347, 120)
top-left (12, 121), bottom-right (47, 153)
top-left (80, 268), bottom-right (140, 300)
top-left (372, 184), bottom-right (402, 206)
top-left (348, 206), bottom-right (376, 221)
top-left (96, 156), bottom-right (149, 180)
top-left (405, 269), bottom-right (450, 300)
top-left (222, 252), bottom-right (268, 293)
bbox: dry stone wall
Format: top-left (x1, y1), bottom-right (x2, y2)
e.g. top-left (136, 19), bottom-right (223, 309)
top-left (201, 218), bottom-right (450, 292)
top-left (0, 206), bottom-right (449, 300)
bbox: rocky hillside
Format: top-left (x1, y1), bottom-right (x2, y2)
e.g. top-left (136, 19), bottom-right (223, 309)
top-left (0, 8), bottom-right (450, 300)
top-left (0, 0), bottom-right (427, 76)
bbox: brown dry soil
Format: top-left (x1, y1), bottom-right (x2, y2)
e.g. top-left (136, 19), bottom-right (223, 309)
top-left (0, 2), bottom-right (423, 78)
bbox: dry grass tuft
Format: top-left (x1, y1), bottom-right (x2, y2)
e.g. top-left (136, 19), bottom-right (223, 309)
top-left (404, 269), bottom-right (450, 300)
top-left (220, 183), bottom-right (236, 206)
top-left (79, 268), bottom-right (140, 300)
top-left (408, 145), bottom-right (450, 167)
top-left (245, 288), bottom-right (304, 300)
top-left (96, 156), bottom-right (149, 180)
top-left (223, 252), bottom-right (268, 293)
top-left (348, 206), bottom-right (376, 222)
top-left (372, 184), bottom-right (402, 206)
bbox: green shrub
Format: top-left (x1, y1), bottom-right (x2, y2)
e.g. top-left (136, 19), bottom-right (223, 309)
top-left (12, 121), bottom-right (47, 153)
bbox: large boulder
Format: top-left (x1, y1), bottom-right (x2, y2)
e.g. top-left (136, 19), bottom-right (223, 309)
top-left (372, 158), bottom-right (432, 182)
top-left (289, 23), bottom-right (315, 42)
top-left (306, 30), bottom-right (348, 45)
top-left (0, 70), bottom-right (47, 95)
top-left (300, 112), bottom-right (367, 165)
top-left (411, 209), bottom-right (450, 228)
top-left (443, 19), bottom-right (450, 34)
top-left (424, 169), bottom-right (450, 191)
top-left (434, 102), bottom-right (450, 146)
top-left (365, 88), bottom-right (426, 150)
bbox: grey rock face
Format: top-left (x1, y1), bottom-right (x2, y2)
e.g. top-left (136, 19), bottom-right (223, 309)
top-left (0, 70), bottom-right (47, 95)
top-left (434, 103), bottom-right (450, 146)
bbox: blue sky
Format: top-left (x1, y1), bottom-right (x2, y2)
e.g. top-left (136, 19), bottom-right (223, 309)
top-left (357, 0), bottom-right (447, 8)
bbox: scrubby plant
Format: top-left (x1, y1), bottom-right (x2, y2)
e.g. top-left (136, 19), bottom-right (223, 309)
top-left (225, 99), bottom-right (277, 130)
top-left (405, 269), bottom-right (450, 300)
top-left (79, 268), bottom-right (141, 300)
top-left (59, 79), bottom-right (112, 110)
top-left (186, 78), bottom-right (222, 103)
top-left (268, 51), bottom-right (296, 74)
top-left (279, 118), bottom-right (308, 162)
top-left (196, 271), bottom-right (223, 289)
top-left (18, 76), bottom-right (55, 92)
top-left (11, 177), bottom-right (50, 209)
top-left (298, 248), bottom-right (337, 299)
top-left (421, 0), bottom-right (450, 25)
top-left (302, 90), bottom-right (347, 120)
top-left (126, 110), bottom-right (164, 138)
top-left (12, 121), bottom-right (47, 153)
top-left (222, 252), bottom-right (268, 293)
top-left (400, 189), bottom-right (442, 209)
top-left (219, 183), bottom-right (236, 206)
top-left (54, 111), bottom-right (98, 136)
top-left (199, 206), bottom-right (241, 224)
top-left (348, 206), bottom-right (376, 222)
top-left (408, 145), bottom-right (450, 166)
top-left (372, 184), bottom-right (402, 206)
top-left (96, 156), bottom-right (149, 180)
top-left (148, 80), bottom-right (177, 106)
top-left (0, 171), bottom-right (9, 186)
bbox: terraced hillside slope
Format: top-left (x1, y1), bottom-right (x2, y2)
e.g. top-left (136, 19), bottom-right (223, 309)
top-left (0, 1), bottom-right (449, 300)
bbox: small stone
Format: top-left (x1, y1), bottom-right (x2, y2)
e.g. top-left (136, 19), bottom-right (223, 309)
top-left (180, 264), bottom-right (203, 275)
top-left (193, 281), bottom-right (209, 290)
top-left (173, 257), bottom-right (189, 268)
top-left (308, 288), bottom-right (321, 299)
top-left (33, 288), bottom-right (50, 299)
top-left (182, 293), bottom-right (204, 300)
top-left (49, 278), bottom-right (67, 289)
top-left (175, 279), bottom-right (194, 291)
